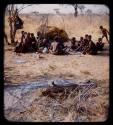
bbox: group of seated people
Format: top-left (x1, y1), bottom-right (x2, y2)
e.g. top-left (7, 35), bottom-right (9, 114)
top-left (15, 31), bottom-right (39, 53)
top-left (70, 34), bottom-right (104, 55)
top-left (14, 31), bottom-right (66, 55)
top-left (14, 31), bottom-right (104, 55)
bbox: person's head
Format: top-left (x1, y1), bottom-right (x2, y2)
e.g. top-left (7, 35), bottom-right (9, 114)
top-left (80, 37), bottom-right (83, 41)
top-left (85, 34), bottom-right (89, 40)
top-left (21, 31), bottom-right (24, 35)
top-left (27, 32), bottom-right (30, 38)
top-left (37, 31), bottom-right (41, 36)
top-left (24, 32), bottom-right (27, 38)
top-left (72, 37), bottom-right (76, 41)
top-left (98, 38), bottom-right (102, 42)
top-left (100, 26), bottom-right (103, 29)
top-left (88, 35), bottom-right (92, 41)
top-left (31, 33), bottom-right (34, 37)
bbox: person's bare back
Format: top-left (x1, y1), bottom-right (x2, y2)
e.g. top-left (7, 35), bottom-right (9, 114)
top-left (50, 41), bottom-right (58, 54)
top-left (99, 26), bottom-right (109, 43)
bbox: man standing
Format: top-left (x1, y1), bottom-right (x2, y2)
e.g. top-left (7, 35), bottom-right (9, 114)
top-left (99, 26), bottom-right (109, 43)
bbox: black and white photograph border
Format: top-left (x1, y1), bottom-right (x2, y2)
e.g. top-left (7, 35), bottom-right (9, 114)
top-left (0, 0), bottom-right (112, 124)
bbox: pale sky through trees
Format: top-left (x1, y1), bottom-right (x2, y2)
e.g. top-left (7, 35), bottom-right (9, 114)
top-left (14, 4), bottom-right (109, 14)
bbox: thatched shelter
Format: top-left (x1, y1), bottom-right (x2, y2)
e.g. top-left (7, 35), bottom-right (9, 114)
top-left (38, 26), bottom-right (69, 42)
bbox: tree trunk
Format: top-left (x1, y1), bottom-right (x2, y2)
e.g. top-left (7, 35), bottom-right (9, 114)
top-left (4, 33), bottom-right (10, 45)
top-left (74, 4), bottom-right (78, 17)
top-left (8, 5), bottom-right (17, 44)
top-left (9, 21), bottom-right (15, 43)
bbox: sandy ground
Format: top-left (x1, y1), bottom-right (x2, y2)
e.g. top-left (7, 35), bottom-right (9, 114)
top-left (4, 45), bottom-right (109, 85)
top-left (4, 45), bottom-right (109, 122)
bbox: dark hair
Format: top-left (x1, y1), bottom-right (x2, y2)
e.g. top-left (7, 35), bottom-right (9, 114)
top-left (72, 37), bottom-right (76, 40)
top-left (98, 38), bottom-right (102, 41)
top-left (88, 35), bottom-right (92, 38)
top-left (21, 31), bottom-right (24, 34)
top-left (27, 33), bottom-right (30, 37)
top-left (37, 31), bottom-right (41, 36)
top-left (100, 26), bottom-right (103, 29)
top-left (31, 33), bottom-right (34, 36)
top-left (80, 37), bottom-right (83, 40)
top-left (85, 34), bottom-right (88, 37)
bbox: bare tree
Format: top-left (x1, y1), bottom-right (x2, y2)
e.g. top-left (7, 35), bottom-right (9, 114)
top-left (32, 11), bottom-right (39, 16)
top-left (7, 4), bottom-right (16, 44)
top-left (78, 5), bottom-right (85, 15)
top-left (71, 4), bottom-right (78, 17)
top-left (6, 4), bottom-right (32, 45)
top-left (65, 4), bottom-right (85, 17)
top-left (86, 9), bottom-right (92, 16)
top-left (54, 9), bottom-right (60, 14)
top-left (17, 4), bottom-right (32, 13)
top-left (60, 4), bottom-right (86, 17)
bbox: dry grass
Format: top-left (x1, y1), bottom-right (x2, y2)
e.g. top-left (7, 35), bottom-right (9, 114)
top-left (4, 14), bottom-right (109, 43)
top-left (80, 70), bottom-right (91, 75)
top-left (5, 80), bottom-right (109, 122)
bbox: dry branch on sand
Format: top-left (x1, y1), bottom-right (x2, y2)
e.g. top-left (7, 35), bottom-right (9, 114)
top-left (33, 80), bottom-right (107, 122)
top-left (4, 79), bottom-right (108, 122)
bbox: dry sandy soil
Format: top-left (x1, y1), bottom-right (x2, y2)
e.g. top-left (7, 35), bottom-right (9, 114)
top-left (4, 14), bottom-right (109, 122)
top-left (4, 45), bottom-right (109, 85)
